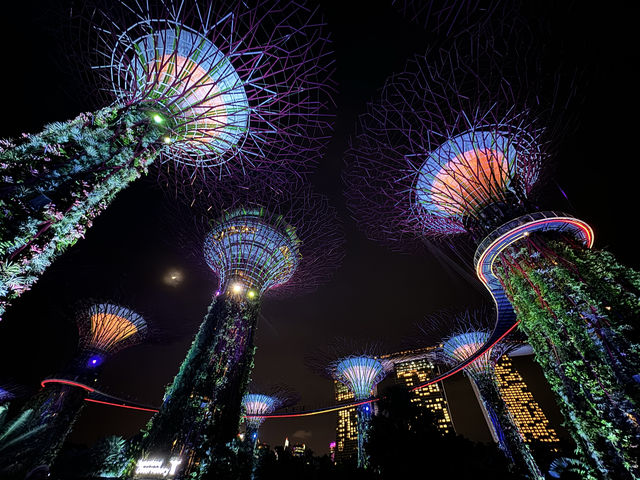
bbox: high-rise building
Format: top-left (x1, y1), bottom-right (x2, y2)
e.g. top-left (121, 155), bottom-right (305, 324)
top-left (494, 355), bottom-right (560, 448)
top-left (383, 347), bottom-right (454, 434)
top-left (334, 381), bottom-right (358, 463)
top-left (334, 347), bottom-right (454, 464)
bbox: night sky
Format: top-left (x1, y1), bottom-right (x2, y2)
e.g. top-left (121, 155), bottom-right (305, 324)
top-left (1, 1), bottom-right (637, 456)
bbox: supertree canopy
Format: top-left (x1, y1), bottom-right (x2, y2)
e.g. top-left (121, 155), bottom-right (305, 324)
top-left (328, 354), bottom-right (388, 469)
top-left (426, 311), bottom-right (542, 479)
top-left (204, 207), bottom-right (300, 296)
top-left (345, 34), bottom-right (640, 479)
top-left (77, 303), bottom-right (148, 365)
top-left (130, 185), bottom-right (343, 479)
top-left (0, 0), bottom-right (334, 320)
top-left (332, 356), bottom-right (387, 401)
top-left (0, 302), bottom-right (146, 476)
top-left (243, 394), bottom-right (280, 438)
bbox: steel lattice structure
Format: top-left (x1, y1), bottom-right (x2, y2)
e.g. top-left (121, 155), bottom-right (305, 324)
top-left (78, 0), bottom-right (335, 183)
top-left (76, 303), bottom-right (147, 360)
top-left (331, 356), bottom-right (387, 400)
top-left (0, 300), bottom-right (148, 476)
top-left (194, 183), bottom-right (344, 298)
top-left (323, 348), bottom-right (389, 469)
top-left (204, 208), bottom-right (301, 295)
top-left (391, 0), bottom-right (509, 37)
top-left (425, 311), bottom-right (542, 479)
top-left (344, 36), bottom-right (551, 245)
top-left (0, 0), bottom-right (334, 320)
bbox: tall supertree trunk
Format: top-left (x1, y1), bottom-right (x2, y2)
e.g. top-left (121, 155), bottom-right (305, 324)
top-left (471, 374), bottom-right (544, 480)
top-left (0, 353), bottom-right (99, 475)
top-left (0, 105), bottom-right (166, 319)
top-left (495, 235), bottom-right (640, 480)
top-left (130, 294), bottom-right (260, 479)
top-left (356, 403), bottom-right (373, 469)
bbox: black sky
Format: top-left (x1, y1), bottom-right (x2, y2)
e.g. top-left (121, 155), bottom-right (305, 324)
top-left (0, 1), bottom-right (638, 455)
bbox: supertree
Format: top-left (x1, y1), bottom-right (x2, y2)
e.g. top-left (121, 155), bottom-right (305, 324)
top-left (130, 184), bottom-right (343, 479)
top-left (241, 387), bottom-right (296, 478)
top-left (328, 353), bottom-right (389, 469)
top-left (344, 33), bottom-right (640, 479)
top-left (424, 310), bottom-right (543, 479)
top-left (0, 0), bottom-right (334, 320)
top-left (0, 302), bottom-right (147, 477)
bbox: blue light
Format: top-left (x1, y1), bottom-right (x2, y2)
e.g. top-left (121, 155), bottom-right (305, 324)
top-left (334, 356), bottom-right (386, 400)
top-left (87, 355), bottom-right (104, 368)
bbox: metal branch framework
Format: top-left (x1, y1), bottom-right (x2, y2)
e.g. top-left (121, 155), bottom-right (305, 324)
top-left (331, 356), bottom-right (388, 400)
top-left (77, 0), bottom-right (336, 185)
top-left (195, 183), bottom-right (344, 298)
top-left (391, 0), bottom-right (511, 36)
top-left (242, 393), bottom-right (281, 431)
top-left (76, 303), bottom-right (147, 356)
top-left (344, 35), bottom-right (559, 245)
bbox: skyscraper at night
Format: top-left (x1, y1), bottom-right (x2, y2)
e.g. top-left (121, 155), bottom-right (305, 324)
top-left (334, 346), bottom-right (454, 464)
top-left (494, 355), bottom-right (560, 448)
top-left (382, 347), bottom-right (454, 434)
top-left (334, 381), bottom-right (358, 464)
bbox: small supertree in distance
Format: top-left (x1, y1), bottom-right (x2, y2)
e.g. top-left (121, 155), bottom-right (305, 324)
top-left (130, 184), bottom-right (343, 479)
top-left (0, 302), bottom-right (146, 477)
top-left (0, 0), bottom-right (334, 320)
top-left (424, 310), bottom-right (543, 479)
top-left (321, 343), bottom-right (389, 469)
top-left (241, 386), bottom-right (297, 477)
top-left (344, 30), bottom-right (640, 479)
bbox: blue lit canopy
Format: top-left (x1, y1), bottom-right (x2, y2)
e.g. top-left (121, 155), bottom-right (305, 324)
top-left (442, 331), bottom-right (495, 377)
top-left (333, 356), bottom-right (387, 400)
top-left (204, 207), bottom-right (301, 295)
top-left (242, 393), bottom-right (279, 429)
top-left (110, 23), bottom-right (249, 167)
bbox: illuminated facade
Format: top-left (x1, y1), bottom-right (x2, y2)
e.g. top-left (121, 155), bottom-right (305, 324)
top-left (334, 381), bottom-right (358, 464)
top-left (495, 355), bottom-right (560, 447)
top-left (334, 347), bottom-right (455, 465)
top-left (330, 356), bottom-right (386, 468)
top-left (384, 347), bottom-right (454, 434)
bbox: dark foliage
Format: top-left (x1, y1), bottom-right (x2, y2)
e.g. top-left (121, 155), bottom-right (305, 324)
top-left (366, 385), bottom-right (522, 479)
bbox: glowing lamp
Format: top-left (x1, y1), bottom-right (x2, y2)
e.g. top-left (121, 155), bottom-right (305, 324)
top-left (87, 354), bottom-right (104, 368)
top-left (152, 114), bottom-right (164, 124)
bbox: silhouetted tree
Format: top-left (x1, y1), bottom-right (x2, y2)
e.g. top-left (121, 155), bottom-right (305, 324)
top-left (366, 385), bottom-right (522, 479)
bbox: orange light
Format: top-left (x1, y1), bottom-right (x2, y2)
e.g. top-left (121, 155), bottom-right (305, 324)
top-left (90, 313), bottom-right (138, 351)
top-left (431, 148), bottom-right (508, 215)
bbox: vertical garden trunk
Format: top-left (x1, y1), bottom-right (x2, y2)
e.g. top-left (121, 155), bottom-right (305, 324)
top-left (0, 104), bottom-right (166, 318)
top-left (472, 374), bottom-right (544, 479)
top-left (495, 235), bottom-right (640, 480)
top-left (131, 294), bottom-right (260, 479)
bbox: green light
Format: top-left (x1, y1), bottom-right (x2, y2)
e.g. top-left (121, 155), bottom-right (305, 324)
top-left (153, 114), bottom-right (164, 124)
top-left (163, 136), bottom-right (172, 144)
top-left (247, 290), bottom-right (256, 299)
